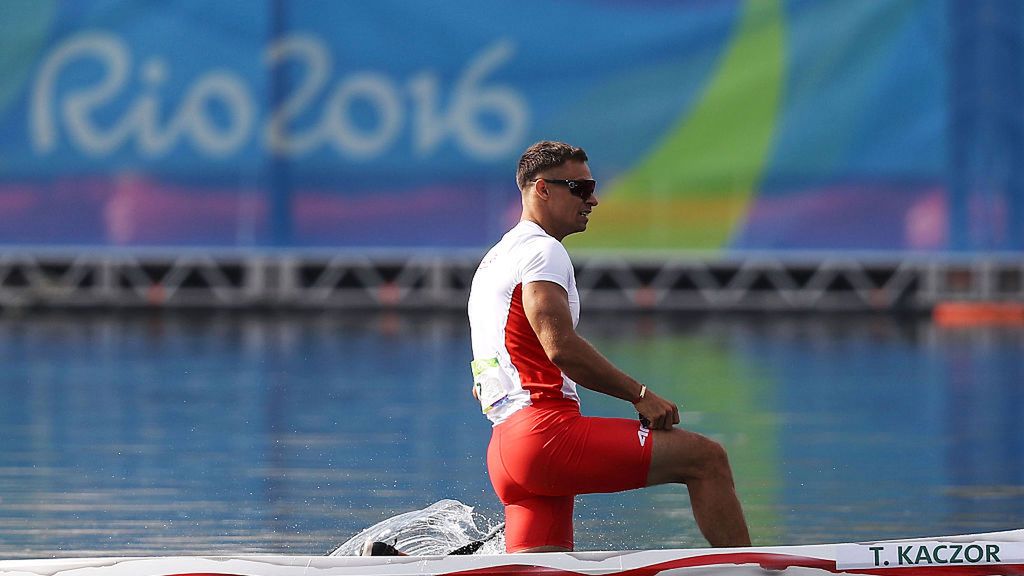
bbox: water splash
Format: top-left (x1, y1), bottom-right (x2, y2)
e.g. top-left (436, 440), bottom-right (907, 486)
top-left (328, 499), bottom-right (504, 556)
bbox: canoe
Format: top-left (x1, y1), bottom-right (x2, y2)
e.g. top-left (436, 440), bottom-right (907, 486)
top-left (1, 529), bottom-right (1022, 576)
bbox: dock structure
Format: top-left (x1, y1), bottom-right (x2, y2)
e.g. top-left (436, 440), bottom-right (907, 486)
top-left (0, 251), bottom-right (1020, 311)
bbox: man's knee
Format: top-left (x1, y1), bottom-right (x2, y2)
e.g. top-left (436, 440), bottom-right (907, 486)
top-left (698, 437), bottom-right (733, 480)
top-left (666, 432), bottom-right (728, 478)
top-left (649, 429), bottom-right (734, 486)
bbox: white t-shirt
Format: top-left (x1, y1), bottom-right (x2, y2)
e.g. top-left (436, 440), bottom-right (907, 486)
top-left (467, 220), bottom-right (581, 425)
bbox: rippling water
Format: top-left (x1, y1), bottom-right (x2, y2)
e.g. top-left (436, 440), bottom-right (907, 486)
top-left (0, 310), bottom-right (1021, 559)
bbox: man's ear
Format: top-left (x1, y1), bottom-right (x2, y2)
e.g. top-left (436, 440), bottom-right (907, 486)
top-left (533, 179), bottom-right (549, 199)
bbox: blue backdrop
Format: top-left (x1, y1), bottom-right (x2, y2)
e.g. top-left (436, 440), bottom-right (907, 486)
top-left (0, 0), bottom-right (1021, 251)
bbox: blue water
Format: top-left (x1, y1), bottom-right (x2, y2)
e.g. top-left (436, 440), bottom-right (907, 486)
top-left (0, 311), bottom-right (1021, 559)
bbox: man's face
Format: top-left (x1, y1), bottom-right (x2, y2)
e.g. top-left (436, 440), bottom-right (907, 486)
top-left (537, 160), bottom-right (598, 239)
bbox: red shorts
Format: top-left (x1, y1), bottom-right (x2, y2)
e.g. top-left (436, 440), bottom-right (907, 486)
top-left (486, 399), bottom-right (654, 552)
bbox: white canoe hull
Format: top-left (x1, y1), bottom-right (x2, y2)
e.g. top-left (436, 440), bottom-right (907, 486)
top-left (2, 529), bottom-right (1022, 576)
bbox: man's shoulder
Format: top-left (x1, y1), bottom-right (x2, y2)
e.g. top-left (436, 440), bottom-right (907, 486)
top-left (505, 221), bottom-right (565, 253)
top-left (477, 224), bottom-right (568, 274)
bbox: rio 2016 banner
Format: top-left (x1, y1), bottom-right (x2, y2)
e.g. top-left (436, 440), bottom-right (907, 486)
top-left (0, 0), bottom-right (1021, 251)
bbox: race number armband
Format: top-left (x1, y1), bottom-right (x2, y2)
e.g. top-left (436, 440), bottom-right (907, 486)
top-left (471, 357), bottom-right (514, 414)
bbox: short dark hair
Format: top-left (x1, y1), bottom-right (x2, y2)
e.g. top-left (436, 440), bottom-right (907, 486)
top-left (516, 141), bottom-right (589, 190)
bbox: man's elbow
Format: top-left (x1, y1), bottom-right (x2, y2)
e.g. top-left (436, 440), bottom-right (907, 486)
top-left (546, 348), bottom-right (567, 367)
top-left (543, 338), bottom-right (576, 368)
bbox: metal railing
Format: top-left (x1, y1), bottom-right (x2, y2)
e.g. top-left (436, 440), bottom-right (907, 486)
top-left (1, 251), bottom-right (1020, 310)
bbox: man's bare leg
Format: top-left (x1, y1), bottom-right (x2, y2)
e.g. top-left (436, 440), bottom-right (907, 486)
top-left (646, 428), bottom-right (751, 547)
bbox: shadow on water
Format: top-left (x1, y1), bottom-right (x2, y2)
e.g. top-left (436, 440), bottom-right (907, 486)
top-left (0, 310), bottom-right (1021, 558)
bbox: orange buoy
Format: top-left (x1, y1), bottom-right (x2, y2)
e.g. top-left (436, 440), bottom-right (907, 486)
top-left (933, 301), bottom-right (1024, 326)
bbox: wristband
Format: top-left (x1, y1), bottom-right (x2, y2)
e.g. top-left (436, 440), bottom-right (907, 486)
top-left (633, 385), bottom-right (647, 404)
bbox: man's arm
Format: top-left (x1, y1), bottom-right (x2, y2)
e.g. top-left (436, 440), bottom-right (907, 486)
top-left (522, 280), bottom-right (680, 430)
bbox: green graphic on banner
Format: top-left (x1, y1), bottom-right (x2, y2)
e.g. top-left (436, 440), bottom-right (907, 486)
top-left (571, 0), bottom-right (784, 251)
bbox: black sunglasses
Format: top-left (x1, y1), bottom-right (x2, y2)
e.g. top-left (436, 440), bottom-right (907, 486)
top-left (535, 178), bottom-right (597, 200)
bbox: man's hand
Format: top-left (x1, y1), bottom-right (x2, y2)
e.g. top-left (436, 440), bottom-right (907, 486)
top-left (634, 388), bottom-right (679, 431)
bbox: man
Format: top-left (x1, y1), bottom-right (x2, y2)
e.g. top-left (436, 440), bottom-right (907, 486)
top-left (465, 141), bottom-right (751, 553)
